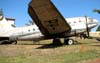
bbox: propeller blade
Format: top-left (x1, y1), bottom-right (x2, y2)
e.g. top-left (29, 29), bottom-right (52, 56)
top-left (85, 16), bottom-right (90, 38)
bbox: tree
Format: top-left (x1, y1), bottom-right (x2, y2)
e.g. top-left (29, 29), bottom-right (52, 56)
top-left (25, 20), bottom-right (34, 26)
top-left (96, 25), bottom-right (100, 31)
top-left (93, 9), bottom-right (100, 31)
top-left (0, 9), bottom-right (3, 16)
top-left (93, 9), bottom-right (100, 14)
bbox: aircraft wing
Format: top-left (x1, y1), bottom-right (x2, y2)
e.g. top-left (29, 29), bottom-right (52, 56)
top-left (28, 0), bottom-right (71, 37)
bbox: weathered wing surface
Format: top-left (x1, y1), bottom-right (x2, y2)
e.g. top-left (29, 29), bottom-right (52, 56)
top-left (28, 0), bottom-right (71, 37)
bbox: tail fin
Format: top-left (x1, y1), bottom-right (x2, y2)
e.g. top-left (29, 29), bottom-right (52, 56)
top-left (0, 17), bottom-right (15, 29)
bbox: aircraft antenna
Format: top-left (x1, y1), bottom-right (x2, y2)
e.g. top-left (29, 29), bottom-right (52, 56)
top-left (85, 16), bottom-right (90, 38)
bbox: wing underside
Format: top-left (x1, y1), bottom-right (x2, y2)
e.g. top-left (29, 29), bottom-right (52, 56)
top-left (28, 0), bottom-right (71, 37)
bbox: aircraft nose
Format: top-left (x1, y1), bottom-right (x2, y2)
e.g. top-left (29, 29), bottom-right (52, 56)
top-left (88, 18), bottom-right (98, 29)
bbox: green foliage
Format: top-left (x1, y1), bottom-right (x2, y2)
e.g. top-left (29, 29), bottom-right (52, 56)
top-left (0, 50), bottom-right (99, 63)
top-left (96, 25), bottom-right (100, 31)
top-left (93, 9), bottom-right (100, 14)
top-left (0, 9), bottom-right (3, 16)
top-left (25, 20), bottom-right (34, 26)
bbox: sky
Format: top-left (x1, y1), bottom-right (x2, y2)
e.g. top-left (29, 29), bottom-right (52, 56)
top-left (0, 0), bottom-right (100, 31)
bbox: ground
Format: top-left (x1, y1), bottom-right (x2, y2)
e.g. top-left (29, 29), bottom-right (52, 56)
top-left (0, 37), bottom-right (100, 63)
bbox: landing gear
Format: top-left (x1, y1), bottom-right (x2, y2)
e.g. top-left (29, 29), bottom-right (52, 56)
top-left (52, 38), bottom-right (74, 45)
top-left (11, 40), bottom-right (17, 44)
top-left (0, 40), bottom-right (17, 44)
top-left (64, 38), bottom-right (74, 45)
top-left (52, 38), bottom-right (62, 45)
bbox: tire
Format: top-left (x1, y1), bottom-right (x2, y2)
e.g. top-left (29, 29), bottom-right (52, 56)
top-left (64, 38), bottom-right (74, 45)
top-left (67, 39), bottom-right (73, 45)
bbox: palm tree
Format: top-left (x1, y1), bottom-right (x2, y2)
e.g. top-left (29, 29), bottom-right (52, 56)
top-left (93, 9), bottom-right (100, 14)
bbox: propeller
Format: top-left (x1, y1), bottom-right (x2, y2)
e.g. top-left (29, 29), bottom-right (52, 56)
top-left (85, 16), bottom-right (90, 38)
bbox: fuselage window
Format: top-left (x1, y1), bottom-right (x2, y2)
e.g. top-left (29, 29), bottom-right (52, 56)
top-left (79, 20), bottom-right (81, 23)
top-left (74, 21), bottom-right (76, 23)
top-left (33, 28), bottom-right (35, 31)
top-left (28, 29), bottom-right (30, 32)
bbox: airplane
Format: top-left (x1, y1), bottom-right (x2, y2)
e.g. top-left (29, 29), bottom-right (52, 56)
top-left (18, 17), bottom-right (98, 44)
top-left (0, 11), bottom-right (98, 45)
top-left (0, 0), bottom-right (98, 45)
top-left (27, 0), bottom-right (99, 45)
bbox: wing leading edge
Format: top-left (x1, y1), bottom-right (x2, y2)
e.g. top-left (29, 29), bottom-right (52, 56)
top-left (28, 0), bottom-right (71, 37)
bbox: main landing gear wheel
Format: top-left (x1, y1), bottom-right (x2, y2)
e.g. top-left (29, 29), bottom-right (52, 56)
top-left (11, 40), bottom-right (17, 44)
top-left (52, 38), bottom-right (62, 45)
top-left (64, 38), bottom-right (74, 45)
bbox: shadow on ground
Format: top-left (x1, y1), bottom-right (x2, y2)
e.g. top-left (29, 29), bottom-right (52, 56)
top-left (36, 43), bottom-right (63, 49)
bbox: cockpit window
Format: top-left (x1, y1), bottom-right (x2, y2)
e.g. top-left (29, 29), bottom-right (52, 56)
top-left (89, 18), bottom-right (93, 22)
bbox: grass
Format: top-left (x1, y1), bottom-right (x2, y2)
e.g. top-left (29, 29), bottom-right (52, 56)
top-left (0, 38), bottom-right (100, 63)
top-left (0, 50), bottom-right (100, 63)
